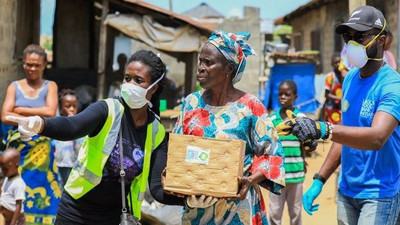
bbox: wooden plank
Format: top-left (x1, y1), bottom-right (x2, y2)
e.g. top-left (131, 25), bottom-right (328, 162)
top-left (96, 0), bottom-right (109, 100)
top-left (184, 52), bottom-right (198, 97)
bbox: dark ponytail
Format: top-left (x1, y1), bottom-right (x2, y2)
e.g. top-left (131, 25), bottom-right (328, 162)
top-left (127, 50), bottom-right (166, 116)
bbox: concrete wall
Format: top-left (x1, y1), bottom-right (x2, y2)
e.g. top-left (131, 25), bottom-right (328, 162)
top-left (0, 0), bottom-right (19, 110)
top-left (382, 0), bottom-right (398, 68)
top-left (130, 40), bottom-right (187, 89)
top-left (289, 1), bottom-right (348, 74)
top-left (219, 7), bottom-right (262, 96)
top-left (288, 0), bottom-right (399, 74)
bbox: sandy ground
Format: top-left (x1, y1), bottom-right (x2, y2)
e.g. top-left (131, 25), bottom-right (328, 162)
top-left (263, 140), bottom-right (339, 225)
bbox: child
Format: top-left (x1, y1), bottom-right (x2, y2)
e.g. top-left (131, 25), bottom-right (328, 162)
top-left (383, 30), bottom-right (397, 69)
top-left (0, 148), bottom-right (26, 225)
top-left (268, 80), bottom-right (307, 225)
top-left (322, 53), bottom-right (343, 124)
top-left (53, 89), bottom-right (83, 188)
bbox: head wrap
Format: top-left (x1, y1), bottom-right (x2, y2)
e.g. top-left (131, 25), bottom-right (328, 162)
top-left (207, 30), bottom-right (256, 84)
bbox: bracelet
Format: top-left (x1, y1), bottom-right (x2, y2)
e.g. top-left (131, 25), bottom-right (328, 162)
top-left (321, 122), bottom-right (333, 140)
top-left (320, 121), bottom-right (327, 139)
top-left (327, 122), bottom-right (334, 140)
top-left (313, 173), bottom-right (326, 184)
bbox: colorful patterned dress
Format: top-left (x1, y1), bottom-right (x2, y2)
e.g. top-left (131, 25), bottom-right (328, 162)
top-left (324, 72), bottom-right (343, 124)
top-left (3, 80), bottom-right (60, 225)
top-left (4, 131), bottom-right (60, 225)
top-left (173, 90), bottom-right (285, 225)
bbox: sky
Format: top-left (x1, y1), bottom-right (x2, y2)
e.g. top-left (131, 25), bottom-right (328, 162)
top-left (41, 0), bottom-right (56, 35)
top-left (40, 0), bottom-right (311, 35)
top-left (142, 0), bottom-right (311, 20)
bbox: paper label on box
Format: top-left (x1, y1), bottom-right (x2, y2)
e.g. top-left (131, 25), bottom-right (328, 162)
top-left (185, 145), bottom-right (210, 165)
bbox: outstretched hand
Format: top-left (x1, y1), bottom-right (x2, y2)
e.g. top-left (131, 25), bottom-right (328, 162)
top-left (275, 110), bottom-right (297, 136)
top-left (276, 110), bottom-right (329, 142)
top-left (5, 115), bottom-right (43, 141)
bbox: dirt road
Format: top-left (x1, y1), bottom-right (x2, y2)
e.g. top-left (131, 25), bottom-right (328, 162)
top-left (264, 141), bottom-right (339, 225)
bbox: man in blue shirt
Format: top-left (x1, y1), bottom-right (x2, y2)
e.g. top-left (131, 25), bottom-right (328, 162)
top-left (278, 5), bottom-right (400, 225)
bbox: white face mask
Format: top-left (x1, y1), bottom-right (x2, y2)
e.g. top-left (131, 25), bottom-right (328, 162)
top-left (121, 73), bottom-right (164, 109)
top-left (345, 20), bottom-right (386, 68)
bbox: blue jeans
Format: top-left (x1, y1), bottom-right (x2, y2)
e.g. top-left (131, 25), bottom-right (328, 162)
top-left (337, 190), bottom-right (400, 225)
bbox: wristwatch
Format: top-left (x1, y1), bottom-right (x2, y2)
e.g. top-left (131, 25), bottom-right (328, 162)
top-left (313, 173), bottom-right (326, 184)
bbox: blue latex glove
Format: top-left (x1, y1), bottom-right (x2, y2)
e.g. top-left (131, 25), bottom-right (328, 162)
top-left (303, 179), bottom-right (323, 215)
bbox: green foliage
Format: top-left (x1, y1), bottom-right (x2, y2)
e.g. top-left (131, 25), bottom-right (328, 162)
top-left (273, 25), bottom-right (292, 35)
top-left (273, 25), bottom-right (292, 42)
top-left (40, 35), bottom-right (53, 51)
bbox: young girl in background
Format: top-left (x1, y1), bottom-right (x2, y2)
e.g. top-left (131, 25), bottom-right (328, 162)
top-left (53, 89), bottom-right (83, 188)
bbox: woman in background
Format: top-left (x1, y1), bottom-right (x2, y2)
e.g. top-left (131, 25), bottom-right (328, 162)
top-left (1, 44), bottom-right (60, 224)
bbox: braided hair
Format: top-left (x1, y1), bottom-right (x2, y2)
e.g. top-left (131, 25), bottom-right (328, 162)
top-left (127, 50), bottom-right (166, 116)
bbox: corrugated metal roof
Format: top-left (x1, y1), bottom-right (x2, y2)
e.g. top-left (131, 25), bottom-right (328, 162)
top-left (274, 0), bottom-right (335, 25)
top-left (122, 0), bottom-right (217, 32)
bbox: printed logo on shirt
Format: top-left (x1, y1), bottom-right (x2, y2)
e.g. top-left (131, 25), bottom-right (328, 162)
top-left (360, 99), bottom-right (375, 119)
top-left (342, 99), bottom-right (350, 112)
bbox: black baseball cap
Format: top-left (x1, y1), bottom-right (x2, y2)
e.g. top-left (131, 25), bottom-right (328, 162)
top-left (335, 5), bottom-right (386, 34)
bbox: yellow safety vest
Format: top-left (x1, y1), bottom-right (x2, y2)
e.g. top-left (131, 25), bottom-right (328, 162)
top-left (65, 98), bottom-right (165, 219)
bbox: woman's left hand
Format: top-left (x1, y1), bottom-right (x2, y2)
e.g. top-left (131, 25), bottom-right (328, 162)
top-left (225, 176), bottom-right (253, 201)
top-left (228, 171), bottom-right (266, 201)
top-left (235, 176), bottom-right (252, 200)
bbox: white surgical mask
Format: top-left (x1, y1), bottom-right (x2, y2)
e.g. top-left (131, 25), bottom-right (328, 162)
top-left (121, 73), bottom-right (164, 109)
top-left (345, 20), bottom-right (386, 68)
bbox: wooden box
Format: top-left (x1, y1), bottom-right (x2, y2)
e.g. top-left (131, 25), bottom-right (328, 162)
top-left (164, 134), bottom-right (245, 197)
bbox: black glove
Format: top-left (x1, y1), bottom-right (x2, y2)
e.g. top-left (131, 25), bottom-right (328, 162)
top-left (276, 110), bottom-right (330, 142)
top-left (292, 117), bottom-right (324, 142)
top-left (276, 110), bottom-right (296, 136)
top-left (303, 139), bottom-right (318, 152)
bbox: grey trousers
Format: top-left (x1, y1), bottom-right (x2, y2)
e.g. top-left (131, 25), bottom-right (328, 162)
top-left (269, 182), bottom-right (303, 225)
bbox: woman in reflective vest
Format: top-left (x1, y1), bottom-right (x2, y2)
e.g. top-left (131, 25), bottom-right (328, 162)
top-left (7, 50), bottom-right (185, 225)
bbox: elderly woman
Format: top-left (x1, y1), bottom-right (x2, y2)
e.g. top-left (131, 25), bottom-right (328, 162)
top-left (173, 30), bottom-right (285, 224)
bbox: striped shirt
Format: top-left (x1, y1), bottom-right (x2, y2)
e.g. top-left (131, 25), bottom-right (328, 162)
top-left (269, 108), bottom-right (305, 183)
